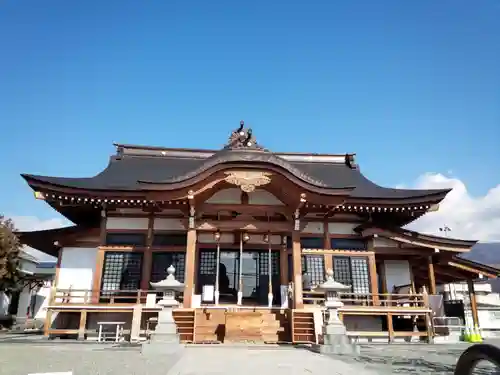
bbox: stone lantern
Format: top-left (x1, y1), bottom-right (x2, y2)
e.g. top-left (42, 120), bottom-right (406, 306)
top-left (314, 269), bottom-right (359, 355)
top-left (142, 265), bottom-right (184, 356)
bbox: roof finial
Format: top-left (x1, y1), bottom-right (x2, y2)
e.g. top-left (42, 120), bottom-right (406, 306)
top-left (224, 121), bottom-right (265, 151)
top-left (237, 120), bottom-right (244, 134)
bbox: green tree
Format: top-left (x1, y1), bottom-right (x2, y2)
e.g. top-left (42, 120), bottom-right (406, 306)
top-left (0, 215), bottom-right (22, 292)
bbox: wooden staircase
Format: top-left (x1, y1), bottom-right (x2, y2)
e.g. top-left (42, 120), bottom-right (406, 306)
top-left (190, 308), bottom-right (290, 343)
top-left (194, 308), bottom-right (225, 343)
top-left (291, 310), bottom-right (316, 343)
top-left (172, 309), bottom-right (195, 343)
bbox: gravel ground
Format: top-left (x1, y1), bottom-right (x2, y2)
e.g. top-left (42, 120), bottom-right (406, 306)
top-left (0, 336), bottom-right (499, 375)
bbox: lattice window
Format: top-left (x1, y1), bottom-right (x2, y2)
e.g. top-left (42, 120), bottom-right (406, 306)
top-left (106, 233), bottom-right (147, 246)
top-left (198, 250), bottom-right (217, 275)
top-left (302, 255), bottom-right (325, 287)
top-left (196, 250), bottom-right (216, 294)
top-left (300, 237), bottom-right (324, 249)
top-left (150, 252), bottom-right (186, 283)
top-left (333, 257), bottom-right (351, 287)
top-left (333, 256), bottom-right (370, 294)
top-left (101, 252), bottom-right (143, 295)
top-left (350, 257), bottom-right (370, 294)
top-left (152, 233), bottom-right (187, 247)
top-left (257, 251), bottom-right (279, 276)
top-left (330, 238), bottom-right (367, 251)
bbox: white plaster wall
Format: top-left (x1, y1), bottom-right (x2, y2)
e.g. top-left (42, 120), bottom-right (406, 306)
top-left (56, 247), bottom-right (98, 303)
top-left (384, 260), bottom-right (411, 292)
top-left (106, 217), bottom-right (149, 230)
top-left (301, 222), bottom-right (324, 234)
top-left (327, 223), bottom-right (357, 235)
top-left (153, 218), bottom-right (185, 231)
top-left (373, 237), bottom-right (399, 247)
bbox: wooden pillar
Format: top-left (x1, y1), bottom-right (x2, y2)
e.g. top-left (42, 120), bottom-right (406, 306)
top-left (279, 236), bottom-right (288, 285)
top-left (408, 259), bottom-right (416, 293)
top-left (427, 256), bottom-right (437, 295)
top-left (368, 253), bottom-right (379, 305)
top-left (387, 312), bottom-right (394, 343)
top-left (93, 206), bottom-right (107, 304)
top-left (323, 220), bottom-right (332, 273)
top-left (291, 231), bottom-right (303, 309)
top-left (140, 213), bottom-right (154, 291)
top-left (91, 248), bottom-right (105, 303)
top-left (78, 310), bottom-right (87, 340)
top-left (43, 309), bottom-right (53, 337)
top-left (99, 207), bottom-right (107, 245)
top-left (467, 279), bottom-right (479, 327)
top-left (43, 284), bottom-right (57, 337)
top-left (183, 228), bottom-right (197, 307)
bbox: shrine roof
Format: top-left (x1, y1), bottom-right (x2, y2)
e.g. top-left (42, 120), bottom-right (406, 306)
top-left (21, 122), bottom-right (450, 202)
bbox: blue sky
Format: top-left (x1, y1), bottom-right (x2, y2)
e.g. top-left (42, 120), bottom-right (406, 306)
top-left (1, 0), bottom-right (499, 224)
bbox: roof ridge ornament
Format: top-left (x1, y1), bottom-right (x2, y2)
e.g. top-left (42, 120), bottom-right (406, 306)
top-left (224, 120), bottom-right (266, 151)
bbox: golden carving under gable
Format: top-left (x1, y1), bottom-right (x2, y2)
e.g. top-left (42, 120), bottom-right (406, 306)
top-left (224, 171), bottom-right (272, 193)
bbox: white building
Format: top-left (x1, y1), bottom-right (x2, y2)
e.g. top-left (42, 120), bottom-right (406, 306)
top-left (0, 250), bottom-right (56, 325)
top-left (439, 281), bottom-right (500, 336)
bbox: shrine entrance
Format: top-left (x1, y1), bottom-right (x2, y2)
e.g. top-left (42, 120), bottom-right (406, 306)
top-left (197, 249), bottom-right (281, 306)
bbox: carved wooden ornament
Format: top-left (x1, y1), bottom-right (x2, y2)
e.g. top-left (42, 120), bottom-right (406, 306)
top-left (224, 171), bottom-right (272, 193)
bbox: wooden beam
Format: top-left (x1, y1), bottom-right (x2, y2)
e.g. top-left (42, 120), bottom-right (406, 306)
top-left (323, 219), bottom-right (332, 273)
top-left (448, 261), bottom-right (496, 279)
top-left (428, 256), bottom-right (437, 294)
top-left (78, 310), bottom-right (87, 340)
top-left (291, 231), bottom-right (303, 309)
top-left (91, 248), bottom-right (105, 303)
top-left (183, 194), bottom-right (197, 308)
top-left (196, 219), bottom-right (293, 232)
top-left (200, 203), bottom-right (291, 216)
top-left (368, 251), bottom-right (379, 305)
top-left (100, 207), bottom-right (107, 245)
top-left (140, 213), bottom-right (154, 290)
top-left (467, 279), bottom-right (479, 328)
top-left (279, 236), bottom-right (289, 286)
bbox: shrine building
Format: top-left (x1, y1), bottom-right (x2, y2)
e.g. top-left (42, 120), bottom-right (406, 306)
top-left (19, 122), bottom-right (500, 343)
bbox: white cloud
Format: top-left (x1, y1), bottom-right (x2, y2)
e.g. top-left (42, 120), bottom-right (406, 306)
top-left (405, 173), bottom-right (500, 242)
top-left (8, 215), bottom-right (70, 262)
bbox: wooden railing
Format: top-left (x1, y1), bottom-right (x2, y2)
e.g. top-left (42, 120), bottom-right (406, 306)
top-left (51, 288), bottom-right (183, 306)
top-left (302, 291), bottom-right (429, 308)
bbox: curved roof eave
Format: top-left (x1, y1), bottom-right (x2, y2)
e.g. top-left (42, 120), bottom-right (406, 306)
top-left (21, 171), bottom-right (355, 198)
top-left (363, 226), bottom-right (477, 251)
top-left (346, 188), bottom-right (451, 205)
top-left (21, 172), bottom-right (451, 205)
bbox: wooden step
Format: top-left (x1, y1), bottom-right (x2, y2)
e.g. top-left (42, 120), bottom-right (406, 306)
top-left (291, 310), bottom-right (315, 343)
top-left (173, 309), bottom-right (195, 343)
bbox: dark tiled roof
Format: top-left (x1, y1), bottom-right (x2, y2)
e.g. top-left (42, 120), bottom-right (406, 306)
top-left (389, 227), bottom-right (478, 247)
top-left (452, 256), bottom-right (500, 277)
top-left (22, 147), bottom-right (449, 200)
top-left (17, 226), bottom-right (81, 256)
